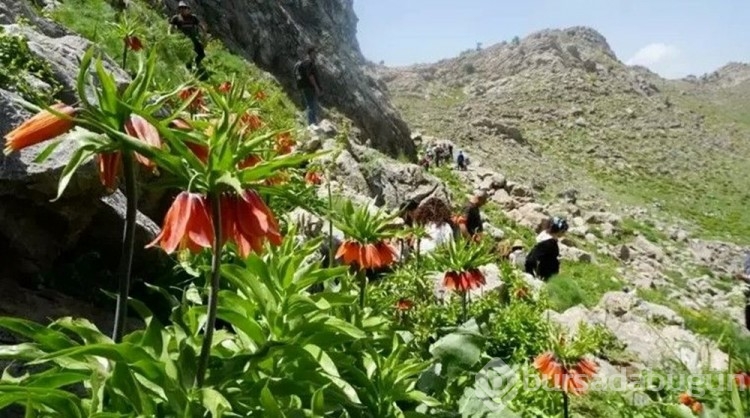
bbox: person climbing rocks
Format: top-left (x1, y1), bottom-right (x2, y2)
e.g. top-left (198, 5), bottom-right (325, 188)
top-left (525, 217), bottom-right (568, 281)
top-left (460, 191), bottom-right (487, 240)
top-left (295, 46), bottom-right (322, 126)
top-left (169, 1), bottom-right (208, 72)
top-left (734, 251), bottom-right (750, 331)
top-left (456, 151), bottom-right (466, 171)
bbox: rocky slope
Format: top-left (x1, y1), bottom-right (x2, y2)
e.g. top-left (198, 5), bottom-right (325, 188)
top-left (376, 26), bottom-right (750, 243)
top-left (160, 0), bottom-right (415, 160)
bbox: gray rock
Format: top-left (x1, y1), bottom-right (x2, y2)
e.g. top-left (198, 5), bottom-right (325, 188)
top-left (163, 0), bottom-right (415, 159)
top-left (633, 236), bottom-right (665, 261)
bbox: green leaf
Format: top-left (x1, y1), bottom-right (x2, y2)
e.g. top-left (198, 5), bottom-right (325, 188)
top-left (429, 329), bottom-right (484, 371)
top-left (0, 343), bottom-right (46, 361)
top-left (311, 387), bottom-right (326, 416)
top-left (185, 283), bottom-right (203, 305)
top-left (26, 370), bottom-right (88, 389)
top-left (76, 47), bottom-right (95, 109)
top-left (177, 343), bottom-right (197, 389)
top-left (32, 139), bottom-right (62, 163)
top-left (0, 317), bottom-right (76, 351)
top-left (199, 388), bottom-right (231, 418)
top-left (215, 307), bottom-right (266, 345)
top-left (215, 172), bottom-right (243, 194)
top-left (0, 386), bottom-right (84, 418)
top-left (52, 145), bottom-right (96, 202)
top-left (259, 385), bottom-right (285, 418)
top-left (110, 361), bottom-right (152, 415)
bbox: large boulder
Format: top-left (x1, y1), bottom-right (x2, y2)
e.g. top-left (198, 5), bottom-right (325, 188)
top-left (162, 0), bottom-right (415, 160)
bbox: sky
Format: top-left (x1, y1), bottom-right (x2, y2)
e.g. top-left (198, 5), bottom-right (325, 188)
top-left (353, 0), bottom-right (750, 79)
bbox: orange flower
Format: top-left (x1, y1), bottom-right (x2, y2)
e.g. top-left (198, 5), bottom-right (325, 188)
top-left (124, 35), bottom-right (143, 51)
top-left (336, 240), bottom-right (396, 270)
top-left (265, 171), bottom-right (289, 186)
top-left (735, 372), bottom-right (750, 389)
top-left (220, 190), bottom-right (282, 257)
top-left (691, 402), bottom-right (703, 414)
top-left (124, 114), bottom-right (161, 169)
top-left (217, 82), bottom-right (232, 93)
top-left (240, 113), bottom-right (263, 132)
top-left (169, 118), bottom-right (193, 131)
top-left (442, 269), bottom-right (485, 293)
top-left (255, 90), bottom-right (267, 101)
top-left (179, 87), bottom-right (206, 112)
top-left (3, 103), bottom-right (76, 154)
top-left (452, 214), bottom-right (466, 225)
top-left (533, 352), bottom-right (597, 396)
top-left (305, 170), bottom-right (322, 185)
top-left (186, 142), bottom-right (209, 163)
top-left (514, 286), bottom-right (530, 299)
top-left (238, 154), bottom-right (262, 170)
top-left (678, 393), bottom-right (696, 406)
top-left (147, 192), bottom-right (214, 254)
top-left (275, 132), bottom-right (295, 155)
top-left (396, 298), bottom-right (414, 311)
top-left (97, 152), bottom-right (121, 191)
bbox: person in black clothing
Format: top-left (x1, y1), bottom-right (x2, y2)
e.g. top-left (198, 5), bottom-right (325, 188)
top-left (295, 46), bottom-right (322, 125)
top-left (169, 1), bottom-right (207, 71)
top-left (525, 217), bottom-right (569, 281)
top-left (462, 192), bottom-right (487, 239)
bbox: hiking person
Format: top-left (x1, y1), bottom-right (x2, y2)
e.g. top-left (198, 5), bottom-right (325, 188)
top-left (460, 191), bottom-right (487, 240)
top-left (168, 1), bottom-right (207, 71)
top-left (295, 46), bottom-right (322, 126)
top-left (525, 217), bottom-right (568, 281)
top-left (734, 251), bottom-right (750, 331)
top-left (456, 151), bottom-right (466, 170)
top-left (412, 197), bottom-right (457, 254)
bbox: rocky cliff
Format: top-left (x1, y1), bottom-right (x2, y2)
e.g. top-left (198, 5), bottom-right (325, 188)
top-left (161, 0), bottom-right (415, 160)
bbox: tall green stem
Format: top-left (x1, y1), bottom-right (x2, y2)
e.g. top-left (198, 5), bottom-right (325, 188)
top-left (196, 193), bottom-right (223, 387)
top-left (327, 180), bottom-right (334, 267)
top-left (562, 391), bottom-right (569, 418)
top-left (112, 152), bottom-right (137, 343)
top-left (461, 291), bottom-right (468, 323)
top-left (358, 269), bottom-right (368, 309)
top-left (121, 43), bottom-right (128, 70)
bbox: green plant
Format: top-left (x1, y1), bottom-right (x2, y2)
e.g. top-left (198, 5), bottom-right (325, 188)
top-left (0, 27), bottom-right (62, 105)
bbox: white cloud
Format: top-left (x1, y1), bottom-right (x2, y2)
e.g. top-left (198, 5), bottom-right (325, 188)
top-left (626, 43), bottom-right (686, 78)
top-left (626, 43), bottom-right (680, 67)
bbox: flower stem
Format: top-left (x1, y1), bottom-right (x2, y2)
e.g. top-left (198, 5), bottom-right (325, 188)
top-left (327, 180), bottom-right (334, 267)
top-left (358, 269), bottom-right (368, 309)
top-left (112, 152), bottom-right (137, 343)
top-left (122, 43), bottom-right (128, 70)
top-left (562, 391), bottom-right (570, 418)
top-left (196, 192), bottom-right (223, 387)
top-left (461, 291), bottom-right (468, 323)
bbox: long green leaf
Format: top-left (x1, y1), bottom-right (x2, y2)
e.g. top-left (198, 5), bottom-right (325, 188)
top-left (52, 145), bottom-right (96, 202)
top-left (199, 388), bottom-right (231, 418)
top-left (0, 386), bottom-right (84, 418)
top-left (0, 317), bottom-right (76, 351)
top-left (259, 385), bottom-right (285, 418)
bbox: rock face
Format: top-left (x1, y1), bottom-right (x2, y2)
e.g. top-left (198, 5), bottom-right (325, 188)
top-left (0, 2), bottom-right (169, 310)
top-left (161, 0), bottom-right (415, 160)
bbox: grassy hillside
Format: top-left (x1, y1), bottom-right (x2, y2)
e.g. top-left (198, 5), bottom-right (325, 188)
top-left (380, 29), bottom-right (750, 244)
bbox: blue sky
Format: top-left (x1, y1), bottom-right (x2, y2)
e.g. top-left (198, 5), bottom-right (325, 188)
top-left (353, 0), bottom-right (749, 79)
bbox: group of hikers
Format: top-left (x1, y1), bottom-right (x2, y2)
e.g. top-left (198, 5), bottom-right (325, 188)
top-left (419, 143), bottom-right (469, 172)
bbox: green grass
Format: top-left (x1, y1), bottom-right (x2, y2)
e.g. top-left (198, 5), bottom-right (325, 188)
top-left (545, 260), bottom-right (623, 311)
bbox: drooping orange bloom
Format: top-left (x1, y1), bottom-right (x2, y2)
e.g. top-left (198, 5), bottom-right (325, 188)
top-left (124, 35), bottom-right (143, 51)
top-left (186, 142), bottom-right (209, 163)
top-left (305, 170), bottom-right (322, 185)
top-left (179, 87), bottom-right (206, 112)
top-left (275, 132), bottom-right (295, 155)
top-left (396, 298), bottom-right (414, 311)
top-left (3, 103), bottom-right (76, 154)
top-left (97, 152), bottom-right (122, 191)
top-left (735, 372), bottom-right (750, 389)
top-left (255, 90), bottom-right (267, 101)
top-left (442, 269), bottom-right (485, 293)
top-left (147, 192), bottom-right (214, 254)
top-left (678, 393), bottom-right (696, 406)
top-left (240, 113), bottom-right (263, 132)
top-left (169, 118), bottom-right (193, 131)
top-left (124, 114), bottom-right (161, 169)
top-left (534, 352), bottom-right (598, 396)
top-left (217, 82), bottom-right (232, 93)
top-left (220, 190), bottom-right (282, 257)
top-left (336, 240), bottom-right (396, 270)
top-left (238, 154), bottom-right (262, 170)
top-left (691, 402), bottom-right (703, 414)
